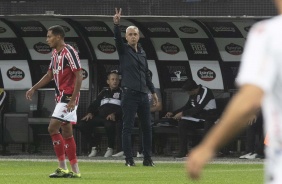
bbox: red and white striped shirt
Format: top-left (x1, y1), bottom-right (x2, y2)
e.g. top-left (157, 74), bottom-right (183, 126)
top-left (48, 44), bottom-right (81, 104)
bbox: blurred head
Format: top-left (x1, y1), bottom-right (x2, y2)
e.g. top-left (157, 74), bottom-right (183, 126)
top-left (46, 25), bottom-right (65, 49)
top-left (126, 26), bottom-right (140, 47)
top-left (182, 79), bottom-right (199, 95)
top-left (107, 71), bottom-right (120, 90)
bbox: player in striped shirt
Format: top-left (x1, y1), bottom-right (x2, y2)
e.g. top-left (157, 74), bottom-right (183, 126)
top-left (26, 25), bottom-right (82, 178)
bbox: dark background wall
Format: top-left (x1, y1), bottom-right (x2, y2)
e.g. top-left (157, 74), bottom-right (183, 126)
top-left (0, 0), bottom-right (277, 16)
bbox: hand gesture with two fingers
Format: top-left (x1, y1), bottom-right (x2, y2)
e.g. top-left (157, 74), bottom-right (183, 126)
top-left (113, 8), bottom-right (122, 24)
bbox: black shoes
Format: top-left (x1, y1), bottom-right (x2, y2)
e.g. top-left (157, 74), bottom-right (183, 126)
top-left (125, 159), bottom-right (136, 167)
top-left (125, 158), bottom-right (155, 166)
top-left (143, 158), bottom-right (155, 167)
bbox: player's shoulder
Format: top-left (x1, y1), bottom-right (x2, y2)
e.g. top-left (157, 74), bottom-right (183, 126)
top-left (63, 44), bottom-right (78, 54)
top-left (250, 16), bottom-right (282, 35)
top-left (64, 44), bottom-right (74, 50)
top-left (97, 88), bottom-right (109, 96)
top-left (101, 87), bottom-right (110, 93)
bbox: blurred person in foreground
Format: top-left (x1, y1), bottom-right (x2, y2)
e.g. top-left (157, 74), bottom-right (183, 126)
top-left (187, 1), bottom-right (282, 183)
top-left (26, 25), bottom-right (82, 178)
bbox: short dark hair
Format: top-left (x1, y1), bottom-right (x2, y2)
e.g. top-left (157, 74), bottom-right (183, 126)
top-left (107, 70), bottom-right (119, 79)
top-left (182, 79), bottom-right (198, 91)
top-left (48, 25), bottom-right (65, 38)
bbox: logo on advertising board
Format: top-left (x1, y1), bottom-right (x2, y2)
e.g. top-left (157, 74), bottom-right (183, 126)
top-left (21, 26), bottom-right (43, 32)
top-left (0, 42), bottom-right (17, 54)
top-left (212, 26), bottom-right (235, 33)
top-left (225, 43), bottom-right (243, 55)
top-left (66, 41), bottom-right (80, 53)
top-left (85, 26), bottom-right (107, 32)
top-left (190, 42), bottom-right (208, 55)
top-left (34, 42), bottom-right (52, 54)
top-left (161, 43), bottom-right (179, 55)
top-left (82, 68), bottom-right (88, 80)
top-left (7, 66), bottom-right (25, 81)
top-left (61, 25), bottom-right (70, 32)
top-left (168, 66), bottom-right (188, 82)
top-left (0, 27), bottom-right (6, 33)
top-left (148, 27), bottom-right (171, 33)
top-left (98, 42), bottom-right (116, 54)
top-left (197, 67), bottom-right (216, 81)
top-left (179, 26), bottom-right (198, 34)
top-left (120, 25), bottom-right (128, 33)
top-left (244, 26), bottom-right (251, 32)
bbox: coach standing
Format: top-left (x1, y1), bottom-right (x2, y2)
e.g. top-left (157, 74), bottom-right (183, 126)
top-left (113, 8), bottom-right (158, 167)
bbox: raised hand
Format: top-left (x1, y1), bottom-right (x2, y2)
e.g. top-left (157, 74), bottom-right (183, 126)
top-left (113, 8), bottom-right (122, 24)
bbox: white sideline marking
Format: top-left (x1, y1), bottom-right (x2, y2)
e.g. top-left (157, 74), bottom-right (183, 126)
top-left (0, 157), bottom-right (264, 164)
top-left (0, 169), bottom-right (263, 176)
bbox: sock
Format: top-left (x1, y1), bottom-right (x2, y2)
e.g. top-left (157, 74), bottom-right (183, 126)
top-left (51, 133), bottom-right (67, 170)
top-left (64, 136), bottom-right (79, 173)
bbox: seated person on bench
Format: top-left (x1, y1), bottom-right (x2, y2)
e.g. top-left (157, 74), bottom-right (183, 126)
top-left (164, 79), bottom-right (217, 158)
top-left (76, 71), bottom-right (123, 157)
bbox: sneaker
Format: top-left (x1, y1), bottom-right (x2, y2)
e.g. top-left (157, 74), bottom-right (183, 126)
top-left (112, 151), bottom-right (124, 157)
top-left (245, 152), bottom-right (258, 159)
top-left (104, 147), bottom-right (113, 157)
top-left (49, 168), bottom-right (69, 178)
top-left (66, 171), bottom-right (81, 178)
top-left (137, 152), bottom-right (144, 158)
top-left (125, 159), bottom-right (136, 167)
top-left (143, 158), bottom-right (155, 167)
top-left (239, 152), bottom-right (252, 159)
top-left (88, 147), bottom-right (97, 157)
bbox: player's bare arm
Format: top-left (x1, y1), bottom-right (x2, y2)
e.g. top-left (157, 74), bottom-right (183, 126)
top-left (67, 70), bottom-right (83, 112)
top-left (26, 70), bottom-right (53, 101)
top-left (186, 84), bottom-right (264, 180)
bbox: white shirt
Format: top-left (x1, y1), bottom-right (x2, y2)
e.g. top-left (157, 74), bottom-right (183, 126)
top-left (237, 15), bottom-right (282, 184)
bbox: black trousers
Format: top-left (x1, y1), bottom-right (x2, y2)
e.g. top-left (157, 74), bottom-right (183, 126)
top-left (245, 113), bottom-right (264, 155)
top-left (77, 115), bottom-right (122, 152)
top-left (121, 88), bottom-right (152, 160)
top-left (178, 119), bottom-right (214, 154)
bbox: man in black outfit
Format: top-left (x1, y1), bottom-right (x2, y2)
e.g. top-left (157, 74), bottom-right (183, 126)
top-left (239, 112), bottom-right (264, 159)
top-left (113, 8), bottom-right (158, 166)
top-left (77, 71), bottom-right (123, 157)
top-left (165, 79), bottom-right (217, 158)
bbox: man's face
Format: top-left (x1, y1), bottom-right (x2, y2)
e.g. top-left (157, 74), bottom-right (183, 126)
top-left (46, 30), bottom-right (60, 49)
top-left (107, 73), bottom-right (120, 89)
top-left (126, 28), bottom-right (139, 46)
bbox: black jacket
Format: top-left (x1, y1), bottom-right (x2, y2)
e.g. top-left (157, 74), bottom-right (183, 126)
top-left (87, 87), bottom-right (122, 119)
top-left (114, 24), bottom-right (155, 94)
top-left (173, 85), bottom-right (217, 120)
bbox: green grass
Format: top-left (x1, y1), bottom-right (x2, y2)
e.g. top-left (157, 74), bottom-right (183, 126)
top-left (0, 160), bottom-right (263, 184)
